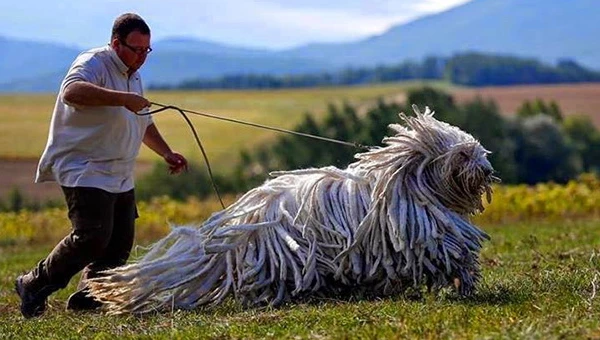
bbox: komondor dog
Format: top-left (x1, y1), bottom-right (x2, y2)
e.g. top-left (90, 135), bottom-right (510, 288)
top-left (88, 105), bottom-right (499, 314)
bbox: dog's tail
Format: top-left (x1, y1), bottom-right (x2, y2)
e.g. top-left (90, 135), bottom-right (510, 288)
top-left (86, 191), bottom-right (324, 314)
top-left (86, 224), bottom-right (232, 314)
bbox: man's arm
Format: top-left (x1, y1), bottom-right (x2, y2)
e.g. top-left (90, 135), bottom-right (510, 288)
top-left (62, 81), bottom-right (149, 112)
top-left (143, 123), bottom-right (188, 174)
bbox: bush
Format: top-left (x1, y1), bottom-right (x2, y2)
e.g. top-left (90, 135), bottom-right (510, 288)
top-left (562, 115), bottom-right (600, 173)
top-left (136, 162), bottom-right (236, 202)
top-left (510, 115), bottom-right (581, 184)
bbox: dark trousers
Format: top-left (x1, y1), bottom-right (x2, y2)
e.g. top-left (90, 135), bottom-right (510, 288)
top-left (26, 186), bottom-right (137, 294)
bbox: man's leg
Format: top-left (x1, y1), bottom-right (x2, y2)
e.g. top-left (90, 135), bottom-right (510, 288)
top-left (67, 189), bottom-right (136, 311)
top-left (15, 186), bottom-right (116, 318)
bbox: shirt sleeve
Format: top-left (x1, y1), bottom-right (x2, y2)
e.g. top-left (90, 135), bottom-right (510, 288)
top-left (145, 113), bottom-right (154, 129)
top-left (59, 52), bottom-right (105, 96)
top-left (137, 77), bottom-right (154, 129)
top-left (136, 106), bottom-right (155, 130)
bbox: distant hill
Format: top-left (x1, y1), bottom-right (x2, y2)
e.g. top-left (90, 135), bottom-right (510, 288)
top-left (144, 47), bottom-right (333, 86)
top-left (152, 37), bottom-right (272, 57)
top-left (0, 36), bottom-right (79, 92)
top-left (0, 37), bottom-right (332, 92)
top-left (280, 0), bottom-right (600, 69)
top-left (1, 0), bottom-right (599, 92)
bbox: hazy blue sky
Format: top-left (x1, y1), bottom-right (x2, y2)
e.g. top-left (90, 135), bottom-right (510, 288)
top-left (0, 0), bottom-right (472, 49)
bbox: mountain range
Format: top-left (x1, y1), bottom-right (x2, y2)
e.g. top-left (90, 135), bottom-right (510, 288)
top-left (1, 0), bottom-right (598, 92)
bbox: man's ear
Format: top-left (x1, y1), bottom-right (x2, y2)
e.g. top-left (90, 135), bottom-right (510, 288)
top-left (110, 38), bottom-right (120, 49)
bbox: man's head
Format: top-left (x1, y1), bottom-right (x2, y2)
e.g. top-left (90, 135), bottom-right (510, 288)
top-left (110, 13), bottom-right (151, 73)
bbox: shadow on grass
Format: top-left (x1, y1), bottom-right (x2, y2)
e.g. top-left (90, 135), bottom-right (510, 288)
top-left (87, 283), bottom-right (532, 319)
top-left (116, 288), bottom-right (432, 320)
top-left (445, 283), bottom-right (533, 306)
top-left (281, 282), bottom-right (533, 312)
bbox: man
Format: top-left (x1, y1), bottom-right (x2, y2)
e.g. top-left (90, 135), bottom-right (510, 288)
top-left (14, 13), bottom-right (188, 318)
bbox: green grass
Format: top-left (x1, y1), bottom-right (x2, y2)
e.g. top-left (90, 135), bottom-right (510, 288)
top-left (1, 219), bottom-right (599, 339)
top-left (0, 81), bottom-right (451, 168)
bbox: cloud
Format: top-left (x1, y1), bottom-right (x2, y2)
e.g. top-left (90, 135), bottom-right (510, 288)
top-left (0, 0), bottom-right (473, 49)
top-left (412, 0), bottom-right (473, 12)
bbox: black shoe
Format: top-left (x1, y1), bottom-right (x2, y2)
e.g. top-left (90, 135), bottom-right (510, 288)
top-left (66, 288), bottom-right (102, 311)
top-left (15, 275), bottom-right (47, 319)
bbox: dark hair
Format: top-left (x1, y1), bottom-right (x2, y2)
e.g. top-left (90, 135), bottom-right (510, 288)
top-left (111, 13), bottom-right (150, 41)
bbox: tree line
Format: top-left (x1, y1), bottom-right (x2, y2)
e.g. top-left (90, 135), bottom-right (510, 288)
top-left (135, 87), bottom-right (600, 201)
top-left (149, 53), bottom-right (600, 90)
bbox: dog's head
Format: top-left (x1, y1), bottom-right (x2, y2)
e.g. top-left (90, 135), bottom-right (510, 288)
top-left (356, 105), bottom-right (499, 215)
top-left (402, 105), bottom-right (499, 214)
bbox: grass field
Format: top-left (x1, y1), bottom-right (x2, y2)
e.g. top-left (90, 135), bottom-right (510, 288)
top-left (1, 218), bottom-right (598, 339)
top-left (1, 176), bottom-right (599, 338)
top-left (1, 82), bottom-right (600, 338)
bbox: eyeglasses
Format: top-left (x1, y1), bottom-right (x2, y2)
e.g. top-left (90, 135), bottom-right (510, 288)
top-left (120, 40), bottom-right (153, 55)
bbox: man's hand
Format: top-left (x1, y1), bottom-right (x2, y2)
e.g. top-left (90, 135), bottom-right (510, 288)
top-left (123, 93), bottom-right (150, 113)
top-left (163, 151), bottom-right (188, 174)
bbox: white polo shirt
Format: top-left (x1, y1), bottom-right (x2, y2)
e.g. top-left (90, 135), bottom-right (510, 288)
top-left (35, 45), bottom-right (153, 193)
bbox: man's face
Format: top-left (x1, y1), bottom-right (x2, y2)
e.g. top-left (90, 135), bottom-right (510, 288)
top-left (112, 30), bottom-right (151, 73)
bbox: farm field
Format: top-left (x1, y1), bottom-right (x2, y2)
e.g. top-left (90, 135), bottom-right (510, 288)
top-left (453, 82), bottom-right (600, 127)
top-left (1, 81), bottom-right (600, 202)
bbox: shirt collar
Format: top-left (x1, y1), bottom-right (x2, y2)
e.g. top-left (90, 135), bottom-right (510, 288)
top-left (107, 45), bottom-right (130, 77)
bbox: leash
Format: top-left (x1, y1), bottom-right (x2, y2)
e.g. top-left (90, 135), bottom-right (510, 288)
top-left (136, 101), bottom-right (370, 208)
top-left (148, 102), bottom-right (368, 149)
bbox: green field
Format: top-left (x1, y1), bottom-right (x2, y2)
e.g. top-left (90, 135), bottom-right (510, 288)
top-left (0, 81), bottom-right (449, 168)
top-left (1, 176), bottom-right (599, 338)
top-left (1, 218), bottom-right (599, 339)
top-left (2, 84), bottom-right (599, 338)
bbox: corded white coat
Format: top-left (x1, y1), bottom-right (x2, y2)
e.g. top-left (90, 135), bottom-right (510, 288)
top-left (88, 105), bottom-right (498, 314)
